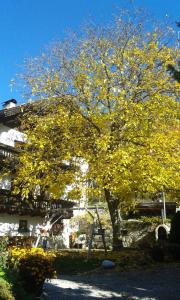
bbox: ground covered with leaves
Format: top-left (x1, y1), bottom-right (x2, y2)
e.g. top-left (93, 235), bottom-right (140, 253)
top-left (53, 248), bottom-right (155, 274)
top-left (1, 244), bottom-right (180, 299)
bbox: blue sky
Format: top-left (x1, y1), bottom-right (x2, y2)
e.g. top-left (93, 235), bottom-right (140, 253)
top-left (0, 0), bottom-right (179, 107)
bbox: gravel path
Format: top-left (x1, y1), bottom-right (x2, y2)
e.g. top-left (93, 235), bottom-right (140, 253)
top-left (41, 265), bottom-right (180, 299)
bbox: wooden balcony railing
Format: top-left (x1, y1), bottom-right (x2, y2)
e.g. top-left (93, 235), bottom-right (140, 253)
top-left (0, 143), bottom-right (18, 159)
top-left (0, 191), bottom-right (75, 217)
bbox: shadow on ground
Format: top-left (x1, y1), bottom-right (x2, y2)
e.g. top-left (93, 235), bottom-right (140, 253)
top-left (41, 264), bottom-right (180, 300)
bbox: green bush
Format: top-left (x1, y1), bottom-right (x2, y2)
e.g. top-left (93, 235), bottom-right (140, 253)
top-left (139, 216), bottom-right (162, 224)
top-left (0, 236), bottom-right (9, 270)
top-left (0, 278), bottom-right (14, 300)
top-left (169, 212), bottom-right (180, 244)
top-left (7, 269), bottom-right (35, 300)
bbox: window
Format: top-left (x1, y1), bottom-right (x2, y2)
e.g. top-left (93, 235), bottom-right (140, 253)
top-left (18, 220), bottom-right (29, 233)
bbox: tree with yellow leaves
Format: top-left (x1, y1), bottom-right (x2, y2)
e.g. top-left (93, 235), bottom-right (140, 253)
top-left (14, 9), bottom-right (179, 250)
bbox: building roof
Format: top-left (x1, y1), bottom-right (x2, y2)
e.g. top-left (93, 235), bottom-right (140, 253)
top-left (2, 99), bottom-right (17, 107)
top-left (137, 201), bottom-right (177, 214)
top-left (0, 105), bottom-right (23, 127)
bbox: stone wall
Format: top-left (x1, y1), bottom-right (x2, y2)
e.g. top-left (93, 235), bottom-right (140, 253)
top-left (120, 220), bottom-right (156, 248)
top-left (70, 218), bottom-right (157, 249)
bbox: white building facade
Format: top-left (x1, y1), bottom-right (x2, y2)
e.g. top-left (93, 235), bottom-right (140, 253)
top-left (0, 99), bottom-right (75, 248)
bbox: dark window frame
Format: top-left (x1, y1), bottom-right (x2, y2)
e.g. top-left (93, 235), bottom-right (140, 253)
top-left (18, 220), bottom-right (29, 233)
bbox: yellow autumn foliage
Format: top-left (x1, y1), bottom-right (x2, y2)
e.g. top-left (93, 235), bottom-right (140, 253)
top-left (12, 10), bottom-right (179, 249)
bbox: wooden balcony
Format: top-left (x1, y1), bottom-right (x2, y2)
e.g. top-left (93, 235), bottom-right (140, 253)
top-left (0, 143), bottom-right (18, 159)
top-left (0, 192), bottom-right (75, 217)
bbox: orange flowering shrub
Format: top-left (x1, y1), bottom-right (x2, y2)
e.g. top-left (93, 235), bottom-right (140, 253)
top-left (9, 247), bottom-right (56, 295)
top-left (9, 247), bottom-right (54, 266)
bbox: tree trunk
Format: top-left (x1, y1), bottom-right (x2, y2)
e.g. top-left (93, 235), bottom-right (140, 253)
top-left (104, 189), bottom-right (123, 251)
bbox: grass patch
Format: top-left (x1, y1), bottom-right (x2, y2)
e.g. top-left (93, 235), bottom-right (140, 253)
top-left (53, 249), bottom-right (154, 274)
top-left (54, 250), bottom-right (100, 274)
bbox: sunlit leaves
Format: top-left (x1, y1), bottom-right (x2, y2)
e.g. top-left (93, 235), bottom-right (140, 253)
top-left (14, 13), bottom-right (179, 211)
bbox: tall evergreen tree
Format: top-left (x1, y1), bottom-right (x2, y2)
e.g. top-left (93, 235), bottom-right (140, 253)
top-left (167, 22), bottom-right (180, 82)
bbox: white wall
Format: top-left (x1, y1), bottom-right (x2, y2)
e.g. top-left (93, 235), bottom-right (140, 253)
top-left (0, 214), bottom-right (72, 249)
top-left (0, 123), bottom-right (24, 189)
top-left (0, 214), bottom-right (43, 237)
top-left (0, 123), bottom-right (86, 248)
top-left (0, 124), bottom-right (24, 147)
